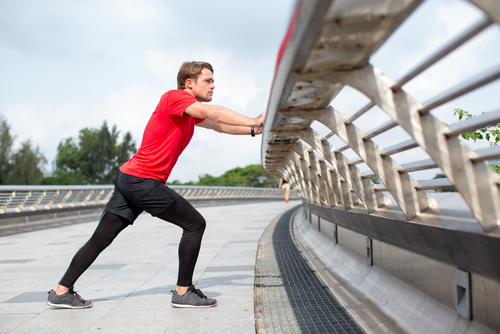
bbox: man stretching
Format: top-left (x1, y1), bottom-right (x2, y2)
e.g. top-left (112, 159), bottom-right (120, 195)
top-left (47, 61), bottom-right (264, 309)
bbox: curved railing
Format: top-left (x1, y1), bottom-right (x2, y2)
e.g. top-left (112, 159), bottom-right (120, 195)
top-left (260, 2), bottom-right (500, 327)
top-left (262, 0), bottom-right (500, 232)
top-left (0, 185), bottom-right (296, 217)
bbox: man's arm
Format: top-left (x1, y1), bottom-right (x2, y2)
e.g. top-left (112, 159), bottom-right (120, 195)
top-left (185, 102), bottom-right (264, 128)
top-left (196, 118), bottom-right (263, 135)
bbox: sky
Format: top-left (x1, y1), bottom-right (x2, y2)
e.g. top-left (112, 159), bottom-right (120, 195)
top-left (1, 0), bottom-right (499, 184)
top-left (0, 0), bottom-right (295, 183)
top-left (309, 0), bottom-right (500, 180)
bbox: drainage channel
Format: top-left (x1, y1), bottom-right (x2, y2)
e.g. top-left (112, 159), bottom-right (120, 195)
top-left (255, 205), bottom-right (364, 334)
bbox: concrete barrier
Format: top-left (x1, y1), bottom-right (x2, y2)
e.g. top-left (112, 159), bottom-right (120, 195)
top-left (293, 205), bottom-right (500, 333)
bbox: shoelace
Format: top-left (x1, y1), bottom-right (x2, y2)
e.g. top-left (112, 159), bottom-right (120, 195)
top-left (192, 288), bottom-right (207, 299)
top-left (68, 289), bottom-right (86, 303)
top-left (170, 287), bottom-right (208, 299)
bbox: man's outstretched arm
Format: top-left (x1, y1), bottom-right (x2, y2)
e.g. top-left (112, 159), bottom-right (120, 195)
top-left (196, 118), bottom-right (263, 135)
top-left (185, 102), bottom-right (264, 128)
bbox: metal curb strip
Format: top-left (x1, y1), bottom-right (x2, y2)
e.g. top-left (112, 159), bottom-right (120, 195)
top-left (255, 205), bottom-right (363, 333)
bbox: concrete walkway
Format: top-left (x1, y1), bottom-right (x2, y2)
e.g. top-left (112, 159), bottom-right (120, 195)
top-left (0, 200), bottom-right (300, 334)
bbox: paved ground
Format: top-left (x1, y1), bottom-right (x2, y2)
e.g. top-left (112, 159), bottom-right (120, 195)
top-left (0, 200), bottom-right (300, 334)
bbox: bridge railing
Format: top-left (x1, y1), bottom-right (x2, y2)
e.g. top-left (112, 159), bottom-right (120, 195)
top-left (262, 0), bottom-right (500, 232)
top-left (261, 0), bottom-right (500, 325)
top-left (0, 185), bottom-right (295, 218)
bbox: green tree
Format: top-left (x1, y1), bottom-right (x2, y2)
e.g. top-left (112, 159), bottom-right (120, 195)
top-left (192, 164), bottom-right (278, 187)
top-left (0, 116), bottom-right (14, 184)
top-left (0, 116), bottom-right (46, 185)
top-left (42, 121), bottom-right (136, 185)
top-left (39, 137), bottom-right (85, 184)
top-left (6, 140), bottom-right (46, 185)
top-left (453, 108), bottom-right (500, 173)
top-left (454, 108), bottom-right (500, 145)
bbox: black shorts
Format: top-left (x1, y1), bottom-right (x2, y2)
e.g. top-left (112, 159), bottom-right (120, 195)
top-left (105, 170), bottom-right (180, 224)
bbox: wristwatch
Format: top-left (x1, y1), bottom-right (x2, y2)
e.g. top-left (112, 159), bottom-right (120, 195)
top-left (251, 127), bottom-right (255, 137)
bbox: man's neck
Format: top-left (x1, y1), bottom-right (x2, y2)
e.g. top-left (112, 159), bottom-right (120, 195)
top-left (183, 88), bottom-right (202, 102)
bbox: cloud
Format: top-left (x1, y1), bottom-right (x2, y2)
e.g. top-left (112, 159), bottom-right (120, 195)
top-left (145, 48), bottom-right (262, 110)
top-left (210, 57), bottom-right (263, 111)
top-left (356, 0), bottom-right (500, 123)
top-left (0, 0), bottom-right (294, 182)
top-left (112, 0), bottom-right (159, 23)
top-left (323, 0), bottom-right (500, 181)
top-left (3, 83), bottom-right (160, 166)
top-left (104, 83), bottom-right (162, 145)
top-left (171, 127), bottom-right (262, 183)
top-left (4, 99), bottom-right (90, 168)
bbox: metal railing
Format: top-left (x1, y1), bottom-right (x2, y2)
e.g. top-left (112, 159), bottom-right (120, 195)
top-left (0, 185), bottom-right (294, 218)
top-left (261, 3), bottom-right (500, 327)
top-left (262, 0), bottom-right (500, 233)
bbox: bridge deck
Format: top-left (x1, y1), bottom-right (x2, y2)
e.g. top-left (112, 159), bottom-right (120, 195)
top-left (0, 201), bottom-right (316, 334)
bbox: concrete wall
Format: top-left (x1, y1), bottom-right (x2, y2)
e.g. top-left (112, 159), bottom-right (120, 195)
top-left (301, 209), bottom-right (500, 333)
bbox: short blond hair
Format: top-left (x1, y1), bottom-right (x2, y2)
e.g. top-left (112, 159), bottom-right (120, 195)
top-left (177, 61), bottom-right (214, 90)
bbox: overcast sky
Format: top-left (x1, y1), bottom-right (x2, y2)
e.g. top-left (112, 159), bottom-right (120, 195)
top-left (310, 0), bottom-right (500, 180)
top-left (0, 0), bottom-right (294, 183)
top-left (1, 0), bottom-right (499, 183)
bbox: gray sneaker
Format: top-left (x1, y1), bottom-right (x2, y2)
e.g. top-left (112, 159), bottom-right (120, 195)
top-left (171, 285), bottom-right (217, 308)
top-left (47, 287), bottom-right (93, 309)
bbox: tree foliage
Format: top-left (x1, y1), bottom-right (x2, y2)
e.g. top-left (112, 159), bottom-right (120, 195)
top-left (169, 164), bottom-right (279, 188)
top-left (453, 108), bottom-right (500, 173)
top-left (454, 108), bottom-right (500, 145)
top-left (0, 116), bottom-right (14, 184)
top-left (0, 115), bottom-right (47, 185)
top-left (8, 140), bottom-right (47, 184)
top-left (41, 122), bottom-right (136, 185)
top-left (1, 114), bottom-right (276, 187)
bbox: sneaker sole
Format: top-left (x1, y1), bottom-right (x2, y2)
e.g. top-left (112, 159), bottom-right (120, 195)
top-left (171, 301), bottom-right (217, 308)
top-left (47, 301), bottom-right (93, 309)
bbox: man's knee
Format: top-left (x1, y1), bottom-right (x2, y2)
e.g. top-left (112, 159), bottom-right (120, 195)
top-left (193, 215), bottom-right (206, 233)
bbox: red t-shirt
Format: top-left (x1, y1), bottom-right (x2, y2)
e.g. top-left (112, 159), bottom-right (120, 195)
top-left (120, 90), bottom-right (205, 183)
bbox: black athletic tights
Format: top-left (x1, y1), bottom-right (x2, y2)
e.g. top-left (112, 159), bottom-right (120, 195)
top-left (59, 196), bottom-right (206, 288)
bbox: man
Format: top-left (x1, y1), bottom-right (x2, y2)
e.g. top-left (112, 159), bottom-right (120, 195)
top-left (47, 61), bottom-right (264, 309)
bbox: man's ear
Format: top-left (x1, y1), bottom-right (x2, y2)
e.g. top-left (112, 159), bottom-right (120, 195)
top-left (185, 78), bottom-right (194, 90)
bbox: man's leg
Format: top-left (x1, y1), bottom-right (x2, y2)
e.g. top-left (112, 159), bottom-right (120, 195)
top-left (157, 196), bottom-right (217, 308)
top-left (47, 211), bottom-right (129, 309)
top-left (53, 212), bottom-right (129, 294)
top-left (156, 196), bottom-right (206, 295)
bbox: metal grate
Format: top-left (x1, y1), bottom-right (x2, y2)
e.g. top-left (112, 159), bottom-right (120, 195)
top-left (255, 206), bottom-right (363, 334)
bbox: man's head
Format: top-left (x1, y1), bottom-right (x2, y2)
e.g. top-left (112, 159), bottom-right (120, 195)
top-left (178, 61), bottom-right (215, 102)
top-left (177, 61), bottom-right (214, 90)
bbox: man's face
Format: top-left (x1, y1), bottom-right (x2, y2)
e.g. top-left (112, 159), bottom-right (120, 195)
top-left (190, 68), bottom-right (215, 102)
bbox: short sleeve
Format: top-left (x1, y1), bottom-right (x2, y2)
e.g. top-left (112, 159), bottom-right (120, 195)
top-left (167, 90), bottom-right (198, 118)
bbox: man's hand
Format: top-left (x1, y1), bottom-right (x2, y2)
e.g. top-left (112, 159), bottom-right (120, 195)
top-left (253, 126), bottom-right (263, 135)
top-left (254, 113), bottom-right (265, 128)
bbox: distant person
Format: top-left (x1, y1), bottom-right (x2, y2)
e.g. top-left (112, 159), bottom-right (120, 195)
top-left (47, 61), bottom-right (264, 309)
top-left (279, 178), bottom-right (290, 203)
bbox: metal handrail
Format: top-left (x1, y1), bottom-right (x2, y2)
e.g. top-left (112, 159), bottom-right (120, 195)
top-left (0, 185), bottom-right (296, 217)
top-left (261, 0), bottom-right (500, 232)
